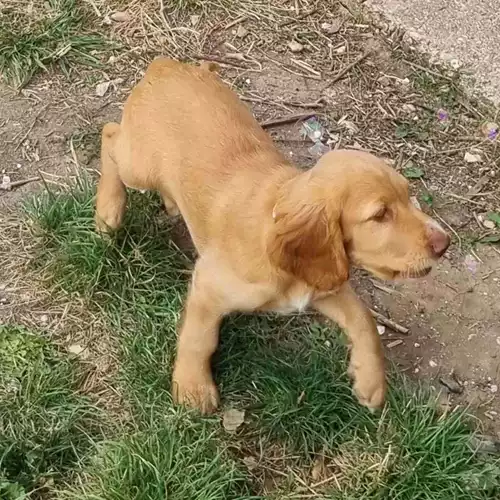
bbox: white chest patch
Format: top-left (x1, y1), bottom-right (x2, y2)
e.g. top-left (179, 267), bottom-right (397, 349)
top-left (274, 290), bottom-right (313, 314)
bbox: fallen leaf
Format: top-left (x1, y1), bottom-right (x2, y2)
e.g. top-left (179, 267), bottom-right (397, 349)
top-left (403, 163), bottom-right (424, 179)
top-left (242, 456), bottom-right (258, 471)
top-left (464, 151), bottom-right (482, 163)
top-left (222, 408), bottom-right (245, 433)
top-left (288, 40), bottom-right (304, 53)
top-left (68, 344), bottom-right (85, 355)
top-left (96, 81), bottom-right (111, 97)
top-left (110, 11), bottom-right (130, 22)
top-left (487, 212), bottom-right (500, 227)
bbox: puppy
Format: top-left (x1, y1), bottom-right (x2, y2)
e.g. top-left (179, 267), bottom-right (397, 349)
top-left (96, 58), bottom-right (450, 413)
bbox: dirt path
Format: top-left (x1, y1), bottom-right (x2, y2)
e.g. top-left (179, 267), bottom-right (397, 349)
top-left (1, 0), bottom-right (499, 440)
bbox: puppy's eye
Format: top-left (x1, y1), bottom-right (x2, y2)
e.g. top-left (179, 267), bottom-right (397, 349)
top-left (371, 206), bottom-right (389, 222)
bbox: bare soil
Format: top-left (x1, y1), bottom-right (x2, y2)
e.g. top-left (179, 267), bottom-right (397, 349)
top-left (1, 0), bottom-right (499, 439)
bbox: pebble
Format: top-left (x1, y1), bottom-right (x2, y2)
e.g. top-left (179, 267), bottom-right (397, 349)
top-left (490, 384), bottom-right (498, 394)
top-left (376, 324), bottom-right (386, 335)
top-left (236, 25), bottom-right (248, 38)
top-left (429, 360), bottom-right (438, 368)
top-left (288, 41), bottom-right (304, 53)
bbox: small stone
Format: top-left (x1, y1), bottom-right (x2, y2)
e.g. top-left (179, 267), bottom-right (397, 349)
top-left (321, 19), bottom-right (342, 34)
top-left (236, 24), bottom-right (248, 38)
top-left (490, 384), bottom-right (498, 394)
top-left (483, 219), bottom-right (496, 229)
top-left (376, 324), bottom-right (386, 335)
top-left (288, 40), bottom-right (304, 53)
top-left (96, 81), bottom-right (111, 97)
top-left (324, 340), bottom-right (332, 348)
top-left (429, 360), bottom-right (438, 368)
top-left (40, 314), bottom-right (49, 324)
top-left (402, 103), bottom-right (416, 114)
top-left (439, 375), bottom-right (463, 394)
top-left (414, 342), bottom-right (421, 348)
top-left (222, 408), bottom-right (245, 433)
top-left (110, 11), bottom-right (130, 22)
top-left (190, 14), bottom-right (200, 26)
top-left (464, 151), bottom-right (482, 163)
top-left (335, 45), bottom-right (346, 54)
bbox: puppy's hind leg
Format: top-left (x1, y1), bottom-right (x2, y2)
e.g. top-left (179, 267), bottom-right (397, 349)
top-left (95, 123), bottom-right (127, 233)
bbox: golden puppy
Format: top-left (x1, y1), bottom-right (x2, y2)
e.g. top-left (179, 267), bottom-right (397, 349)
top-left (95, 58), bottom-right (450, 413)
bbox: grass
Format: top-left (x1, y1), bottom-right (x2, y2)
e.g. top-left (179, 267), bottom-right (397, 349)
top-left (13, 177), bottom-right (500, 499)
top-left (0, 324), bottom-right (108, 499)
top-left (0, 0), bottom-right (111, 88)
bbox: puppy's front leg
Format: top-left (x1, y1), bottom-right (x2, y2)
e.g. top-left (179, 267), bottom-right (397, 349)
top-left (313, 283), bottom-right (386, 410)
top-left (172, 261), bottom-right (225, 414)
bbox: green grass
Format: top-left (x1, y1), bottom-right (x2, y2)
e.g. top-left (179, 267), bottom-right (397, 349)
top-left (0, 0), bottom-right (111, 88)
top-left (17, 178), bottom-right (500, 498)
top-left (0, 324), bottom-right (108, 499)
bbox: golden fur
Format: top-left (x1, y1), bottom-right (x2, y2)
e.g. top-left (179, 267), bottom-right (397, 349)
top-left (95, 58), bottom-right (450, 413)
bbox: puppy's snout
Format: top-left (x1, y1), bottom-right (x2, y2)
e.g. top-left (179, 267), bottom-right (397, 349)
top-left (426, 223), bottom-right (450, 258)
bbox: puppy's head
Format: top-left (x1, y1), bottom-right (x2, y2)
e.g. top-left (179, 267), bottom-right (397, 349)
top-left (269, 150), bottom-right (450, 289)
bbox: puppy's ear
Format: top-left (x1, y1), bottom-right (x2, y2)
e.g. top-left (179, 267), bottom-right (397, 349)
top-left (269, 201), bottom-right (349, 291)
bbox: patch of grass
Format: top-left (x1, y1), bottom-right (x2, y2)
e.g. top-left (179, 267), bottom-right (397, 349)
top-left (0, 0), bottom-right (111, 88)
top-left (24, 180), bottom-right (500, 499)
top-left (62, 420), bottom-right (255, 500)
top-left (0, 324), bottom-right (108, 498)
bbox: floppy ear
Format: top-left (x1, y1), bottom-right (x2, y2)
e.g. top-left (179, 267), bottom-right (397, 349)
top-left (268, 201), bottom-right (349, 291)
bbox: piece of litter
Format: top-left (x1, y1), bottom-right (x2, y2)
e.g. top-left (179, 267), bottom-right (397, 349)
top-left (308, 142), bottom-right (330, 157)
top-left (301, 117), bottom-right (324, 142)
top-left (110, 11), bottom-right (130, 22)
top-left (482, 122), bottom-right (498, 141)
top-left (1, 175), bottom-right (11, 190)
top-left (464, 151), bottom-right (482, 163)
top-left (288, 40), bottom-right (304, 53)
top-left (429, 360), bottom-right (438, 368)
top-left (222, 408), bottom-right (245, 433)
top-left (96, 81), bottom-right (111, 97)
top-left (387, 339), bottom-right (403, 349)
top-left (437, 108), bottom-right (449, 122)
top-left (464, 254), bottom-right (479, 274)
top-left (377, 324), bottom-right (386, 335)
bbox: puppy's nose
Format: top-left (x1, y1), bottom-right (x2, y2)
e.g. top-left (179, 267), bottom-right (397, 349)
top-left (427, 224), bottom-right (450, 258)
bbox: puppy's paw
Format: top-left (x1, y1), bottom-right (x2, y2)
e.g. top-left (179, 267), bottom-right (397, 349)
top-left (349, 355), bottom-right (386, 410)
top-left (172, 368), bottom-right (219, 415)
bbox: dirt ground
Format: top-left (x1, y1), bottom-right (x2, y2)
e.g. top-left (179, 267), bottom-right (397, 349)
top-left (1, 0), bottom-right (499, 439)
